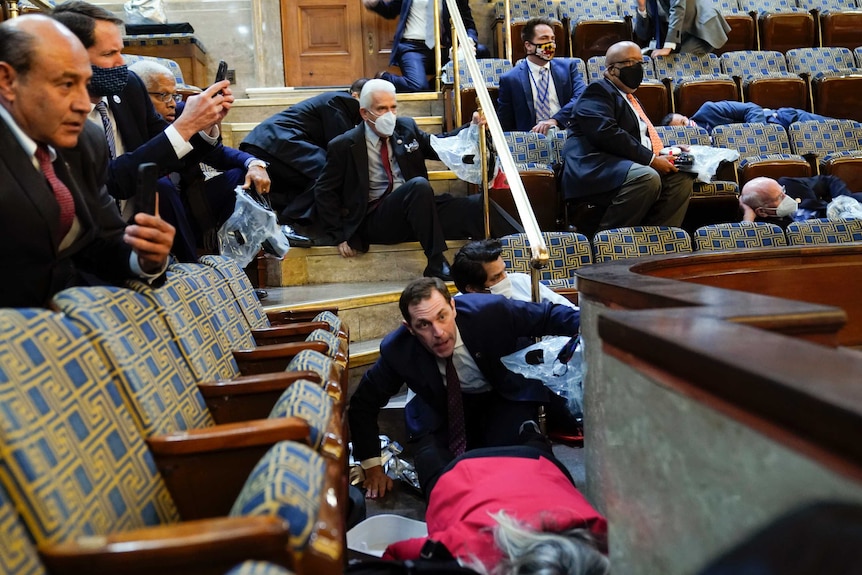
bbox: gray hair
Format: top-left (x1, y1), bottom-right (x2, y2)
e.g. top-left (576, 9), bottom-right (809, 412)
top-left (471, 511), bottom-right (610, 575)
top-left (359, 78), bottom-right (396, 109)
top-left (127, 59), bottom-right (175, 90)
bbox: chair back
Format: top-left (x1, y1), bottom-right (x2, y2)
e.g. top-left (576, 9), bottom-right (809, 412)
top-left (786, 47), bottom-right (858, 75)
top-left (200, 255), bottom-right (271, 329)
top-left (53, 286), bottom-right (215, 436)
top-left (720, 50), bottom-right (790, 77)
top-left (592, 226), bottom-right (692, 263)
top-left (694, 222), bottom-right (788, 250)
top-left (788, 119), bottom-right (862, 159)
top-left (503, 131), bottom-right (555, 170)
top-left (0, 308), bottom-right (179, 545)
top-left (500, 232), bottom-right (593, 288)
top-left (442, 58), bottom-right (512, 87)
top-left (0, 481), bottom-right (44, 575)
top-left (785, 218), bottom-right (862, 245)
top-left (654, 124), bottom-right (712, 146)
top-left (652, 53), bottom-right (724, 84)
top-left (269, 380), bottom-right (338, 455)
top-left (711, 122), bottom-right (794, 157)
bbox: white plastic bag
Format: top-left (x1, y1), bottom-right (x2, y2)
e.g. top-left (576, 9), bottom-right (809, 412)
top-left (500, 335), bottom-right (585, 417)
top-left (687, 144), bottom-right (740, 183)
top-left (827, 196), bottom-right (862, 221)
top-left (124, 0), bottom-right (167, 24)
top-left (218, 187), bottom-right (288, 268)
top-left (430, 124), bottom-right (483, 184)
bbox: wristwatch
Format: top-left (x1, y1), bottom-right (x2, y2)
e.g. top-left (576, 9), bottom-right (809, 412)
top-left (247, 159), bottom-right (268, 169)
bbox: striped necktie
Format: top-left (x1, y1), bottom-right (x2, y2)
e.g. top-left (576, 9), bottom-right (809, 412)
top-left (445, 356), bottom-right (467, 457)
top-left (535, 67), bottom-right (552, 122)
top-left (627, 93), bottom-right (663, 154)
top-left (94, 100), bottom-right (117, 159)
top-left (35, 145), bottom-right (75, 238)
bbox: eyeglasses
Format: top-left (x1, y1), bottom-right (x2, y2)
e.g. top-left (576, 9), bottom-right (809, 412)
top-left (148, 92), bottom-right (182, 103)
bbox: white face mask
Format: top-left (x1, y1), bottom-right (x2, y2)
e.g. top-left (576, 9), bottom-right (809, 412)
top-left (773, 195), bottom-right (798, 218)
top-left (487, 275), bottom-right (512, 298)
top-left (368, 110), bottom-right (396, 137)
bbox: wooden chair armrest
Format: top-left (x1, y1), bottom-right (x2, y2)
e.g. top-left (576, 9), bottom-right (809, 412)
top-left (40, 515), bottom-right (292, 575)
top-left (266, 307), bottom-right (339, 325)
top-left (147, 418), bottom-right (311, 519)
top-left (234, 341), bottom-right (329, 375)
top-left (252, 321), bottom-right (331, 345)
top-left (198, 371), bottom-right (322, 425)
top-left (554, 287), bottom-right (579, 305)
top-left (301, 456), bottom-right (347, 575)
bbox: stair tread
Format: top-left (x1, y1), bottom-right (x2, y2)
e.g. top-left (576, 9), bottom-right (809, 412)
top-left (261, 281), bottom-right (410, 311)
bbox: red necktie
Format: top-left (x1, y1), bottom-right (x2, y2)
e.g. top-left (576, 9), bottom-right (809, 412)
top-left (627, 93), bottom-right (664, 155)
top-left (445, 356), bottom-right (466, 457)
top-left (380, 137), bottom-right (393, 195)
top-left (35, 145), bottom-right (75, 238)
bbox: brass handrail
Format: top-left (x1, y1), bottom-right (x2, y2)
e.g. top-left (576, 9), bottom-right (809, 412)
top-left (446, 0), bottom-right (548, 297)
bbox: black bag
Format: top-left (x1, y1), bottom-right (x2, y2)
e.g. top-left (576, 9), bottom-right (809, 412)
top-left (346, 540), bottom-right (479, 575)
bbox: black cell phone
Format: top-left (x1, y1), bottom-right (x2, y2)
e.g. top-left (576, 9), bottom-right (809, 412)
top-left (136, 162), bottom-right (158, 215)
top-left (214, 60), bottom-right (228, 96)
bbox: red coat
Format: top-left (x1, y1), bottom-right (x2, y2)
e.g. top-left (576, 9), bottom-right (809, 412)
top-left (384, 455), bottom-right (607, 570)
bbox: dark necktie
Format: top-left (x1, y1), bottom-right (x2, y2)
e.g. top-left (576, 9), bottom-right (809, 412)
top-left (35, 145), bottom-right (75, 238)
top-left (445, 356), bottom-right (467, 457)
top-left (94, 100), bottom-right (117, 159)
top-left (648, 0), bottom-right (664, 48)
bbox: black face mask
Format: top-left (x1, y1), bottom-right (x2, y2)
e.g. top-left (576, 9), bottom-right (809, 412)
top-left (88, 64), bottom-right (129, 97)
top-left (615, 62), bottom-right (644, 90)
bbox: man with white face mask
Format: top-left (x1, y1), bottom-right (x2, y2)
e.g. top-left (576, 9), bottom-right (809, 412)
top-left (740, 176), bottom-right (862, 227)
top-left (451, 239), bottom-right (577, 309)
top-left (312, 79), bottom-right (518, 280)
top-left (496, 17), bottom-right (587, 134)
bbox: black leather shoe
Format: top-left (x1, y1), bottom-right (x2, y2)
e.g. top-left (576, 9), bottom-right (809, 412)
top-left (281, 226), bottom-right (313, 248)
top-left (254, 288), bottom-right (268, 300)
top-left (423, 256), bottom-right (452, 282)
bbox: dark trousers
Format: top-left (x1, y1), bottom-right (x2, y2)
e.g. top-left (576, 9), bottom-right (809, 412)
top-left (157, 176), bottom-right (197, 262)
top-left (239, 143), bottom-right (317, 221)
top-left (383, 40), bottom-right (491, 93)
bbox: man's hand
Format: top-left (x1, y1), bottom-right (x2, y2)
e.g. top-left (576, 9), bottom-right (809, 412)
top-left (338, 240), bottom-right (357, 258)
top-left (651, 47), bottom-right (672, 57)
top-left (470, 111), bottom-right (486, 126)
top-left (125, 211), bottom-right (176, 274)
top-left (650, 155), bottom-right (678, 175)
top-left (739, 197), bottom-right (757, 222)
top-left (637, 0), bottom-right (647, 11)
top-left (362, 465), bottom-right (393, 499)
top-left (531, 118), bottom-right (558, 135)
top-left (172, 81), bottom-right (234, 141)
top-left (243, 165), bottom-right (271, 194)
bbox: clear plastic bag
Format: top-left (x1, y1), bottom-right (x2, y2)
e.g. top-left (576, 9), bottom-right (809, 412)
top-left (217, 186), bottom-right (288, 268)
top-left (686, 144), bottom-right (740, 183)
top-left (430, 124), bottom-right (483, 184)
top-left (827, 196), bottom-right (862, 221)
top-left (500, 335), bottom-right (585, 417)
top-left (124, 0), bottom-right (167, 24)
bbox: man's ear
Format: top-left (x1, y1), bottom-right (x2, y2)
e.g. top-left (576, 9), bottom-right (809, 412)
top-left (402, 319), bottom-right (413, 335)
top-left (464, 285), bottom-right (480, 294)
top-left (0, 62), bottom-right (18, 103)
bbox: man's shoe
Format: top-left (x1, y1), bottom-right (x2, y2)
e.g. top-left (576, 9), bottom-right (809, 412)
top-left (423, 256), bottom-right (452, 282)
top-left (280, 225), bottom-right (313, 248)
top-left (254, 288), bottom-right (268, 300)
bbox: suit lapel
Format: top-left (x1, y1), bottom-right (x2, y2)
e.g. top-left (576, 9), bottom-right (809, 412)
top-left (518, 61), bottom-right (536, 120)
top-left (349, 125), bottom-right (370, 196)
top-left (551, 60), bottom-right (569, 104)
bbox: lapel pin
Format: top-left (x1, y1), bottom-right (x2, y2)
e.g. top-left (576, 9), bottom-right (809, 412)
top-left (113, 95), bottom-right (121, 104)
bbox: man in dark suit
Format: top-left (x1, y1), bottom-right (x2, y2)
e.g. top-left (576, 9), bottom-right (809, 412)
top-left (312, 79), bottom-right (512, 280)
top-left (349, 277), bottom-right (580, 498)
top-left (496, 17), bottom-right (587, 134)
top-left (240, 82), bottom-right (365, 222)
top-left (0, 15), bottom-right (174, 307)
top-left (363, 0), bottom-right (488, 92)
top-left (52, 1), bottom-right (232, 262)
top-left (634, 0), bottom-right (730, 57)
top-left (662, 101), bottom-right (833, 133)
top-left (561, 41), bottom-right (694, 230)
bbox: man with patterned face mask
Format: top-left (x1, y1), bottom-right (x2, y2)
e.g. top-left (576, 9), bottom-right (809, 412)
top-left (561, 41), bottom-right (694, 231)
top-left (52, 1), bottom-right (233, 262)
top-left (497, 17), bottom-right (587, 134)
top-left (311, 79), bottom-right (519, 280)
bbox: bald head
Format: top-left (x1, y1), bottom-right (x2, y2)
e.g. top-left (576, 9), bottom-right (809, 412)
top-left (604, 41), bottom-right (643, 93)
top-left (0, 15), bottom-right (92, 147)
top-left (606, 41), bottom-right (641, 66)
top-left (741, 177), bottom-right (783, 209)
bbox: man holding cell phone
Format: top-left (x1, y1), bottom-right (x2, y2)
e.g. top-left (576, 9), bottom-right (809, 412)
top-left (52, 1), bottom-right (233, 262)
top-left (0, 15), bottom-right (175, 307)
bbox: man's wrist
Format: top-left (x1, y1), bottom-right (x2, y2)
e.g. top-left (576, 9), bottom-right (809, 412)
top-left (246, 158), bottom-right (268, 170)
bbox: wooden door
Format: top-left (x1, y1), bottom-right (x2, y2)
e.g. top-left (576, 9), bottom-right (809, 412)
top-left (282, 0), bottom-right (364, 86)
top-left (362, 7), bottom-right (398, 77)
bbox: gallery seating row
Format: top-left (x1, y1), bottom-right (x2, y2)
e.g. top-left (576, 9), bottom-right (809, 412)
top-left (492, 0), bottom-right (862, 61)
top-left (500, 222), bottom-right (862, 293)
top-left (0, 257), bottom-right (350, 575)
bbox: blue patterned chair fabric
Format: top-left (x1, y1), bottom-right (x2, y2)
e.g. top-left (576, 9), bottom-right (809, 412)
top-left (788, 119), bottom-right (862, 160)
top-left (592, 226), bottom-right (693, 262)
top-left (225, 561), bottom-right (295, 575)
top-left (654, 125), bottom-right (739, 197)
top-left (0, 481), bottom-right (44, 575)
top-left (499, 232), bottom-right (592, 288)
top-left (558, 0), bottom-right (624, 21)
top-left (495, 0), bottom-right (555, 20)
top-left (269, 380), bottom-right (336, 453)
top-left (804, 0), bottom-right (858, 11)
top-left (0, 309), bottom-right (179, 545)
top-left (694, 222), bottom-right (788, 250)
top-left (785, 218), bottom-right (862, 245)
top-left (716, 0), bottom-right (746, 14)
top-left (230, 442), bottom-right (325, 552)
top-left (200, 255), bottom-right (271, 330)
top-left (719, 50), bottom-right (801, 87)
top-left (652, 53), bottom-right (729, 86)
top-left (786, 47), bottom-right (860, 79)
top-left (503, 131), bottom-right (554, 171)
top-left (710, 123), bottom-right (808, 174)
top-left (52, 286), bottom-right (214, 437)
top-left (856, 46), bottom-right (862, 67)
top-left (441, 58), bottom-right (512, 88)
top-left (742, 0), bottom-right (809, 15)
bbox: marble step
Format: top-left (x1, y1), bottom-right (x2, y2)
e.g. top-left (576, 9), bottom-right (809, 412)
top-left (259, 240), bottom-right (469, 287)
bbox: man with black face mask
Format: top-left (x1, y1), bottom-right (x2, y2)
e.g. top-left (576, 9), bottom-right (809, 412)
top-left (52, 1), bottom-right (233, 262)
top-left (496, 17), bottom-right (587, 134)
top-left (561, 41), bottom-right (694, 230)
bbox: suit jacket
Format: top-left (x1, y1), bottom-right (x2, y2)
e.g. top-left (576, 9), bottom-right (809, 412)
top-left (690, 101), bottom-right (767, 132)
top-left (240, 92), bottom-right (360, 179)
top-left (496, 58), bottom-right (587, 132)
top-left (348, 294), bottom-right (580, 462)
top-left (105, 72), bottom-right (216, 202)
top-left (561, 78), bottom-right (654, 198)
top-left (0, 120), bottom-right (132, 307)
top-left (312, 117), bottom-right (437, 248)
top-left (369, 0), bottom-right (479, 66)
top-left (634, 0), bottom-right (729, 50)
